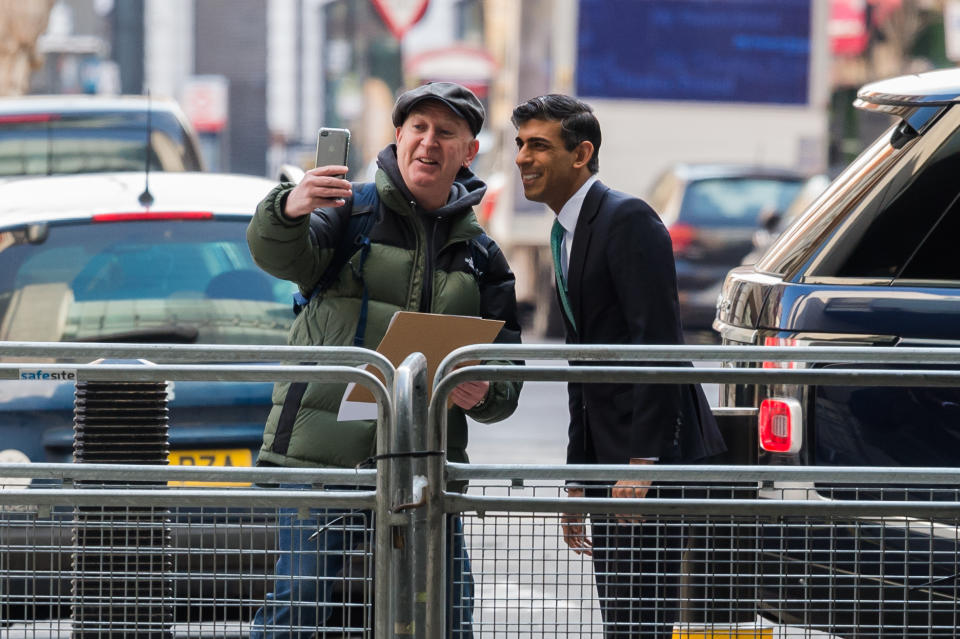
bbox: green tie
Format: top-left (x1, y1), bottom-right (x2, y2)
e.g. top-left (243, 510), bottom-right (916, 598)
top-left (550, 219), bottom-right (576, 330)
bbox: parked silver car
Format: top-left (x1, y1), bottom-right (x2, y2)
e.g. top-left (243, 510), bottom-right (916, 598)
top-left (0, 171), bottom-right (292, 624)
top-left (0, 95), bottom-right (205, 178)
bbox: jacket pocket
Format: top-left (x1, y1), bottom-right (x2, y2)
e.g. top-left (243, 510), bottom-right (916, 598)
top-left (286, 410), bottom-right (377, 468)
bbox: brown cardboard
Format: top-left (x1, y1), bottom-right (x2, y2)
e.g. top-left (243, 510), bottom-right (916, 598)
top-left (346, 311), bottom-right (504, 403)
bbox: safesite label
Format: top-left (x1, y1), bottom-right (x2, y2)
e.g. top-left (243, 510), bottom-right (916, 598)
top-left (18, 368), bottom-right (77, 381)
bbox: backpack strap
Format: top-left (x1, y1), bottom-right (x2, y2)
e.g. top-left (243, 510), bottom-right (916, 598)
top-left (347, 183), bottom-right (379, 346)
top-left (351, 229), bottom-right (374, 347)
top-left (292, 182), bottom-right (379, 318)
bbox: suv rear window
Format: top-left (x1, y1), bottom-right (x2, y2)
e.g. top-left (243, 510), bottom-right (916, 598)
top-left (759, 106), bottom-right (960, 281)
top-left (897, 205), bottom-right (960, 280)
top-left (678, 177), bottom-right (802, 227)
top-left (0, 111), bottom-right (204, 177)
top-left (0, 219), bottom-right (295, 345)
top-left (832, 112), bottom-right (960, 280)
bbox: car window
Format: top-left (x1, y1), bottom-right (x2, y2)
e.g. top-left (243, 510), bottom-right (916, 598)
top-left (0, 219), bottom-right (295, 344)
top-left (805, 110), bottom-right (960, 281)
top-left (755, 131), bottom-right (898, 277)
top-left (832, 110), bottom-right (960, 280)
top-left (896, 204), bottom-right (960, 281)
top-left (646, 170), bottom-right (679, 219)
top-left (0, 110), bottom-right (204, 176)
top-left (776, 174), bottom-right (831, 232)
top-left (678, 177), bottom-right (803, 227)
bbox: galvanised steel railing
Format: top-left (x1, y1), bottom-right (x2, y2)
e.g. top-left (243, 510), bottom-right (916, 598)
top-left (0, 341), bottom-right (395, 389)
top-left (424, 344), bottom-right (960, 638)
top-left (1, 343), bottom-right (393, 639)
top-left (3, 343), bottom-right (960, 638)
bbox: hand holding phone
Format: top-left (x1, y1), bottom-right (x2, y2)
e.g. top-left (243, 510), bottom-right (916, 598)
top-left (316, 127), bottom-right (350, 178)
top-left (282, 128), bottom-right (352, 218)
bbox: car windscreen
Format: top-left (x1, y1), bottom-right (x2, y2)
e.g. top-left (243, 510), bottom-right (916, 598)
top-left (0, 218), bottom-right (296, 344)
top-left (0, 111), bottom-right (204, 176)
top-left (678, 177), bottom-right (803, 227)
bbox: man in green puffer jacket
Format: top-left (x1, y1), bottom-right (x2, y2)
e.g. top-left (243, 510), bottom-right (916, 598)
top-left (247, 82), bottom-right (522, 638)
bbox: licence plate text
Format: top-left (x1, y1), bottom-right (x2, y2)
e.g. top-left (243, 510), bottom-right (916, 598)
top-left (168, 448), bottom-right (253, 486)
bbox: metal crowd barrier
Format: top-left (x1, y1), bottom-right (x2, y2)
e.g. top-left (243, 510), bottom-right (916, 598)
top-left (2, 343), bottom-right (960, 638)
top-left (0, 343), bottom-right (392, 639)
top-left (451, 472), bottom-right (960, 639)
top-left (0, 467), bottom-right (377, 638)
top-left (425, 344), bottom-right (960, 639)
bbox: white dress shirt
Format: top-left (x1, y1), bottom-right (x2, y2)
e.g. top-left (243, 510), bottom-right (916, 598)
top-left (554, 174), bottom-right (598, 280)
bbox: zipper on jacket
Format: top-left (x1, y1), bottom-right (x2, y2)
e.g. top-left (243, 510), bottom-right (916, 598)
top-left (419, 204), bottom-right (438, 313)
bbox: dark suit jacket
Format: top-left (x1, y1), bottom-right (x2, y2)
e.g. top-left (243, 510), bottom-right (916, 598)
top-left (558, 180), bottom-right (725, 465)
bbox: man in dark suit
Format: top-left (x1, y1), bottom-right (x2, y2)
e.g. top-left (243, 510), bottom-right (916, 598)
top-left (512, 94), bottom-right (726, 638)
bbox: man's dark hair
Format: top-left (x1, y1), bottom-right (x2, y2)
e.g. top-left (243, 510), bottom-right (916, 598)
top-left (511, 94), bottom-right (601, 173)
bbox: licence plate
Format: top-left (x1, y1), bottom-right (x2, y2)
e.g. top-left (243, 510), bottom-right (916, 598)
top-left (168, 448), bottom-right (253, 486)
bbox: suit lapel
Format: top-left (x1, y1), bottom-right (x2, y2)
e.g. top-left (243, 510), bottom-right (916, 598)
top-left (567, 180), bottom-right (608, 333)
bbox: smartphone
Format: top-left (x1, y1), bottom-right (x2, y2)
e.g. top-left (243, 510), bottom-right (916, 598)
top-left (316, 127), bottom-right (350, 177)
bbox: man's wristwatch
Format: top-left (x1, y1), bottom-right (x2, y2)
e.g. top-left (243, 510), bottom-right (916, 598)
top-left (471, 391), bottom-right (490, 410)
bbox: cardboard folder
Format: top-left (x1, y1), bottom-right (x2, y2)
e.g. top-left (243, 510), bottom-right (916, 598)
top-left (339, 311), bottom-right (504, 418)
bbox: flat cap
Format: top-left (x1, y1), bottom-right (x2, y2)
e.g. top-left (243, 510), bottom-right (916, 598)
top-left (392, 82), bottom-right (484, 137)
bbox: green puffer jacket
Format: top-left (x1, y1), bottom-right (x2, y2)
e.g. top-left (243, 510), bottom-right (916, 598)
top-left (247, 145), bottom-right (522, 470)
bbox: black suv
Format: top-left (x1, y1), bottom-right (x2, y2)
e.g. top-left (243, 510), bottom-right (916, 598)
top-left (713, 68), bottom-right (960, 635)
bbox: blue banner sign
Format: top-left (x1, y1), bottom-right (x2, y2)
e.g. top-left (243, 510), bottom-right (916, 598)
top-left (576, 0), bottom-right (811, 104)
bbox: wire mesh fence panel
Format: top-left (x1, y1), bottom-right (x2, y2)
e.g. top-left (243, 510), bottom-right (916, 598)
top-left (1, 506), bottom-right (75, 631)
top-left (458, 480), bottom-right (960, 639)
top-left (3, 474), bottom-right (960, 638)
top-left (461, 481), bottom-right (602, 638)
top-left (747, 483), bottom-right (960, 639)
top-left (0, 483), bottom-right (374, 639)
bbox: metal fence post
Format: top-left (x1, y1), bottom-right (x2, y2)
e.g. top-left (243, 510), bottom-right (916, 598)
top-left (424, 375), bottom-right (447, 638)
top-left (390, 353), bottom-right (429, 638)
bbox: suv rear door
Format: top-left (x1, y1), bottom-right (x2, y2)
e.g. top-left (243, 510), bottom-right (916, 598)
top-left (717, 94), bottom-right (960, 461)
top-left (712, 69), bottom-right (960, 635)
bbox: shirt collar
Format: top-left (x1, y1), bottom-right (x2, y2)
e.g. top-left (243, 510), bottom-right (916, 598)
top-left (556, 174), bottom-right (598, 235)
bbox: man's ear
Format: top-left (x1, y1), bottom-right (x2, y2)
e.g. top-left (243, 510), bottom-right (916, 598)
top-left (573, 141), bottom-right (594, 170)
top-left (462, 138), bottom-right (480, 168)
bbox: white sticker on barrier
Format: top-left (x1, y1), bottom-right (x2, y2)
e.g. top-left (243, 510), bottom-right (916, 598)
top-left (17, 368), bottom-right (77, 381)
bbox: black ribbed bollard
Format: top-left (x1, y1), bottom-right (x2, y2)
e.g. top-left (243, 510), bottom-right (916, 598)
top-left (71, 370), bottom-right (173, 639)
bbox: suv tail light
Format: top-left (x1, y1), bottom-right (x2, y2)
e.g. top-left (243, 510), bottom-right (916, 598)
top-left (759, 397), bottom-right (802, 453)
top-left (668, 222), bottom-right (697, 253)
top-left (762, 336), bottom-right (798, 369)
